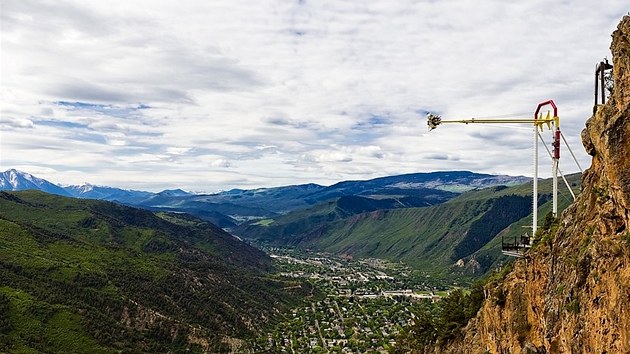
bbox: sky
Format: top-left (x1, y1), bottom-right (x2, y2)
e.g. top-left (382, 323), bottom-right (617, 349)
top-left (1, 1), bottom-right (627, 192)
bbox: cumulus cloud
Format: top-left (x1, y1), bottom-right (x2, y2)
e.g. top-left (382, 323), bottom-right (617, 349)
top-left (0, 117), bottom-right (34, 129)
top-left (1, 0), bottom-right (626, 191)
top-left (166, 147), bottom-right (191, 155)
top-left (303, 151), bottom-right (353, 163)
top-left (210, 158), bottom-right (232, 168)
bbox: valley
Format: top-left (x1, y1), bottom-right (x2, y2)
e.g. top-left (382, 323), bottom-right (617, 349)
top-left (253, 247), bottom-right (455, 353)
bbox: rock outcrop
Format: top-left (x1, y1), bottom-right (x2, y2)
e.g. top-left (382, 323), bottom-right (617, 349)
top-left (447, 16), bottom-right (630, 353)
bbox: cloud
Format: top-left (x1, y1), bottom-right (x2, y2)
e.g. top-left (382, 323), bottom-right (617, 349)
top-left (0, 117), bottom-right (34, 129)
top-left (1, 0), bottom-right (626, 191)
top-left (166, 147), bottom-right (191, 155)
top-left (302, 151), bottom-right (353, 163)
top-left (2, 0), bottom-right (262, 106)
top-left (423, 153), bottom-right (450, 161)
top-left (50, 80), bottom-right (139, 103)
top-left (210, 158), bottom-right (232, 168)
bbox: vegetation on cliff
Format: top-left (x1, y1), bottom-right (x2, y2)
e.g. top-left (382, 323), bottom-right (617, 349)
top-left (394, 263), bottom-right (513, 352)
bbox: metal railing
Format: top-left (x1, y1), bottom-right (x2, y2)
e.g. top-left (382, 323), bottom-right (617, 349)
top-left (501, 234), bottom-right (531, 257)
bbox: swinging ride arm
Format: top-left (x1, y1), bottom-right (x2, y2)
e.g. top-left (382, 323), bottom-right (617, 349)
top-left (427, 99), bottom-right (559, 131)
top-left (427, 114), bottom-right (559, 131)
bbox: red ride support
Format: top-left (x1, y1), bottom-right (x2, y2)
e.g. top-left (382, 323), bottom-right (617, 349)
top-left (554, 130), bottom-right (561, 159)
top-left (534, 99), bottom-right (558, 120)
top-left (534, 100), bottom-right (560, 160)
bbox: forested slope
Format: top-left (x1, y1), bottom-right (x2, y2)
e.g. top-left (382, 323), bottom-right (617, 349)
top-left (0, 190), bottom-right (308, 353)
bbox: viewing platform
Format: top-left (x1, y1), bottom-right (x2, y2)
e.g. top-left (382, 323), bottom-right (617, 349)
top-left (501, 234), bottom-right (531, 258)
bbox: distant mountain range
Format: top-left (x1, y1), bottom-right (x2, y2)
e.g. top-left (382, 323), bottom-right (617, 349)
top-left (0, 169), bottom-right (530, 226)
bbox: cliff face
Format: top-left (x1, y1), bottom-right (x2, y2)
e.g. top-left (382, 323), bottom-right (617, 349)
top-left (449, 16), bottom-right (630, 354)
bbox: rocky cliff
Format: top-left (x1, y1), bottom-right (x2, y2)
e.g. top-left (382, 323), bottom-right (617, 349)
top-left (447, 16), bottom-right (630, 353)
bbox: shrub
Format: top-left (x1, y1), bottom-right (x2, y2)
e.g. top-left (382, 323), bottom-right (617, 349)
top-left (566, 299), bottom-right (580, 314)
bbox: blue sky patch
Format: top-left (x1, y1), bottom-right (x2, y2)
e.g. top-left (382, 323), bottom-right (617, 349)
top-left (352, 114), bottom-right (392, 130)
top-left (37, 119), bottom-right (89, 129)
top-left (54, 101), bottom-right (149, 119)
top-left (70, 131), bottom-right (108, 145)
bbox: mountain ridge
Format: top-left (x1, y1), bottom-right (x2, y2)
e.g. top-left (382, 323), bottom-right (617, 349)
top-left (0, 169), bottom-right (530, 221)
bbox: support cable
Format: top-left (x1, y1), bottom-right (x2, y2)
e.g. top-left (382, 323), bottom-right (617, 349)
top-left (560, 132), bottom-right (583, 173)
top-left (558, 189), bottom-right (573, 204)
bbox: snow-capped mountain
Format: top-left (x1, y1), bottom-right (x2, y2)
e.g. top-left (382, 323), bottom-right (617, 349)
top-left (64, 183), bottom-right (153, 203)
top-left (0, 169), bottom-right (154, 203)
top-left (0, 169), bottom-right (72, 196)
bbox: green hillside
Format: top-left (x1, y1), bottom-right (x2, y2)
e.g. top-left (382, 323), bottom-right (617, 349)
top-left (238, 174), bottom-right (581, 277)
top-left (0, 191), bottom-right (308, 353)
top-left (235, 190), bottom-right (468, 245)
top-left (234, 195), bottom-right (432, 243)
